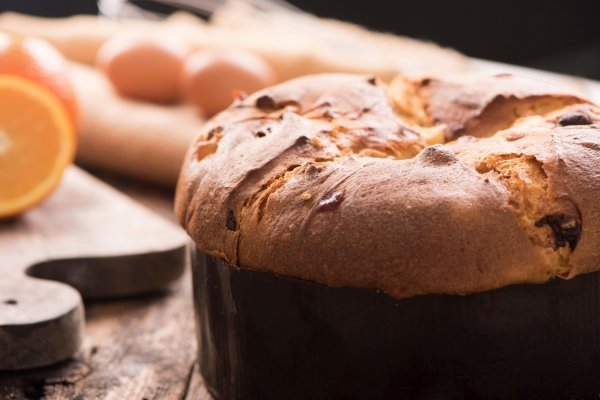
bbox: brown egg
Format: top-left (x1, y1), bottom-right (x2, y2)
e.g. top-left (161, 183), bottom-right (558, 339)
top-left (97, 34), bottom-right (189, 103)
top-left (181, 49), bottom-right (276, 116)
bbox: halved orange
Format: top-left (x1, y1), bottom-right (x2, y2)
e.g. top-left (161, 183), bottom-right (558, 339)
top-left (0, 75), bottom-right (75, 218)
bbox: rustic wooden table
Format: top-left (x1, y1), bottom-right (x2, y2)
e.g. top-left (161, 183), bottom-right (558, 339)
top-left (0, 171), bottom-right (210, 400)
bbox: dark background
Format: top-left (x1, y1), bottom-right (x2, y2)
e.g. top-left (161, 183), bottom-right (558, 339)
top-left (1, 0), bottom-right (598, 79)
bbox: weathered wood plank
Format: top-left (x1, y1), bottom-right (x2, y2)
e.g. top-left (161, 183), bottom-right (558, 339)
top-left (0, 167), bottom-right (187, 370)
top-left (0, 174), bottom-right (199, 399)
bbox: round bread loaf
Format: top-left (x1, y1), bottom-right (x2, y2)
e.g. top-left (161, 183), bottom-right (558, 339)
top-left (175, 73), bottom-right (600, 299)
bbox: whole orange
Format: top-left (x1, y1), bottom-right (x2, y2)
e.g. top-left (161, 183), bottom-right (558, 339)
top-left (0, 33), bottom-right (79, 129)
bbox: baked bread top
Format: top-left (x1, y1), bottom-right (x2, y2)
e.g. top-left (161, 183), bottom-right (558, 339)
top-left (175, 73), bottom-right (600, 299)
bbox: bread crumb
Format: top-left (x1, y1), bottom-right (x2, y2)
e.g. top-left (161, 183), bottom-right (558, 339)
top-left (301, 192), bottom-right (312, 201)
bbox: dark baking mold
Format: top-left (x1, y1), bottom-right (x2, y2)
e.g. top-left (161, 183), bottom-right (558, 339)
top-left (193, 251), bottom-right (600, 400)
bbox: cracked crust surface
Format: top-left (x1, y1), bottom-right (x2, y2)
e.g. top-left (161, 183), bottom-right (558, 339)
top-left (175, 73), bottom-right (600, 299)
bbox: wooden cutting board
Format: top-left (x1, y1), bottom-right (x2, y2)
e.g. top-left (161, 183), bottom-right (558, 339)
top-left (0, 166), bottom-right (188, 371)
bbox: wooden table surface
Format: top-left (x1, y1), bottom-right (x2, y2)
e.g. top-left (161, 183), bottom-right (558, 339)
top-left (0, 170), bottom-right (210, 400)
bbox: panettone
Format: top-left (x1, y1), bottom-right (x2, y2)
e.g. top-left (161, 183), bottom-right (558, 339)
top-left (176, 73), bottom-right (600, 399)
top-left (176, 73), bottom-right (600, 299)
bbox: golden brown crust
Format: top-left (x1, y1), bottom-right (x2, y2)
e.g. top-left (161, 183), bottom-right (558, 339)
top-left (175, 73), bottom-right (600, 299)
top-left (389, 74), bottom-right (585, 140)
